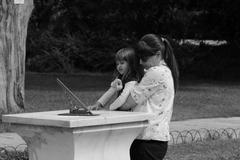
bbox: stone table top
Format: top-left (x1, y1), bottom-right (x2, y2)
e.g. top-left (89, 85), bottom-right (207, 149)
top-left (2, 110), bottom-right (153, 128)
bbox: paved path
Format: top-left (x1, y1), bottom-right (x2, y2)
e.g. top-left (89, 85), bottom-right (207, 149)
top-left (1, 117), bottom-right (240, 150)
top-left (170, 117), bottom-right (240, 131)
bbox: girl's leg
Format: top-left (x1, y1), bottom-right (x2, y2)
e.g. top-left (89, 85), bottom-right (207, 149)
top-left (130, 139), bottom-right (168, 160)
top-left (130, 139), bottom-right (141, 160)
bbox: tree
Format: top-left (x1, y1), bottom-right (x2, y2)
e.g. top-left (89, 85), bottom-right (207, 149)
top-left (0, 0), bottom-right (34, 115)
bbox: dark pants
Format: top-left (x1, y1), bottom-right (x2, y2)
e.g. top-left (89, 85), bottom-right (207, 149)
top-left (130, 139), bottom-right (168, 160)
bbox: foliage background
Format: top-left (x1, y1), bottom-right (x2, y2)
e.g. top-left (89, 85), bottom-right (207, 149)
top-left (26, 0), bottom-right (240, 79)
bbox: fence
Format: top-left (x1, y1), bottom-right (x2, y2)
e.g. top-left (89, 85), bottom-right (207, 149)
top-left (169, 128), bottom-right (240, 145)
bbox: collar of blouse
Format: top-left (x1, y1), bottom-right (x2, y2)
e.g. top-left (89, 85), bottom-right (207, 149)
top-left (143, 60), bottom-right (166, 73)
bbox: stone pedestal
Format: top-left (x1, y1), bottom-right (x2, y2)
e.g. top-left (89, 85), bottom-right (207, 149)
top-left (3, 110), bottom-right (152, 160)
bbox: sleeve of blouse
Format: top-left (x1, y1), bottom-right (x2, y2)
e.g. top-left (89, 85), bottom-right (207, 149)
top-left (131, 68), bottom-right (168, 105)
top-left (109, 81), bottom-right (137, 110)
top-left (97, 87), bottom-right (117, 106)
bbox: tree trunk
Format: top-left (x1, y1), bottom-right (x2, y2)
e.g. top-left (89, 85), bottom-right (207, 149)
top-left (0, 1), bottom-right (34, 115)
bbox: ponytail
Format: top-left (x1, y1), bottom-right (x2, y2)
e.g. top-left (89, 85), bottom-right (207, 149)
top-left (162, 38), bottom-right (179, 92)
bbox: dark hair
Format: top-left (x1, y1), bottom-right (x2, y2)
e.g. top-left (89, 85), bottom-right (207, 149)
top-left (114, 48), bottom-right (144, 85)
top-left (136, 34), bottom-right (179, 92)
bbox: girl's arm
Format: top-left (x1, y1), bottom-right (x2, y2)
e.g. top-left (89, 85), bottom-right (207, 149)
top-left (97, 87), bottom-right (118, 107)
top-left (117, 94), bottom-right (137, 111)
top-left (109, 81), bottom-right (137, 110)
top-left (89, 79), bottom-right (122, 110)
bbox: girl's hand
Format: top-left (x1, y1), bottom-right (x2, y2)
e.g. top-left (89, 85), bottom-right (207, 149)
top-left (111, 79), bottom-right (123, 91)
top-left (88, 102), bottom-right (103, 110)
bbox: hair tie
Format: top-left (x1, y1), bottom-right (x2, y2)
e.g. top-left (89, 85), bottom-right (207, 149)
top-left (161, 37), bottom-right (166, 42)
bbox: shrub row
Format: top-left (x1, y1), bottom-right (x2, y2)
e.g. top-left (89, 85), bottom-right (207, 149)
top-left (26, 30), bottom-right (240, 80)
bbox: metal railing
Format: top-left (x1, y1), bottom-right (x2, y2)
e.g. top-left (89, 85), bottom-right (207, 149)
top-left (0, 144), bottom-right (28, 160)
top-left (169, 128), bottom-right (240, 144)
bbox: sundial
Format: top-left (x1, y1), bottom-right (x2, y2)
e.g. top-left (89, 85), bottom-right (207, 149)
top-left (56, 78), bottom-right (98, 116)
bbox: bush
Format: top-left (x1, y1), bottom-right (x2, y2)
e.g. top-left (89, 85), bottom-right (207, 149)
top-left (26, 31), bottom-right (81, 73)
top-left (26, 28), bottom-right (240, 80)
top-left (173, 42), bottom-right (240, 80)
top-left (172, 40), bottom-right (201, 76)
top-left (26, 29), bottom-right (131, 73)
top-left (190, 44), bottom-right (240, 80)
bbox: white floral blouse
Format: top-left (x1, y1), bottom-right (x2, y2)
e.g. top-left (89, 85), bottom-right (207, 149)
top-left (131, 61), bottom-right (175, 141)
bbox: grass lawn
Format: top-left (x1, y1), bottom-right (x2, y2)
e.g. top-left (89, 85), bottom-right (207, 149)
top-left (24, 72), bottom-right (240, 121)
top-left (165, 139), bottom-right (240, 160)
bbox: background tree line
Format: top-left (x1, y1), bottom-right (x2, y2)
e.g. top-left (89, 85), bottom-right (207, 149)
top-left (26, 0), bottom-right (240, 80)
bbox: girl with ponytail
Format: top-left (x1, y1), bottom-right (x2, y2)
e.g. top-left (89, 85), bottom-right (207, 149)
top-left (115, 34), bottom-right (179, 160)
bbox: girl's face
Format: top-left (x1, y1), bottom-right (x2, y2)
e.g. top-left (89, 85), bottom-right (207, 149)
top-left (116, 60), bottom-right (128, 75)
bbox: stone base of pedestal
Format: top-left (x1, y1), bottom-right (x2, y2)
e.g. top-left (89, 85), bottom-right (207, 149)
top-left (12, 122), bottom-right (145, 160)
top-left (3, 110), bottom-right (153, 160)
